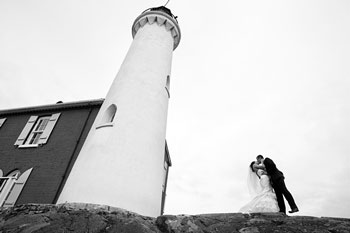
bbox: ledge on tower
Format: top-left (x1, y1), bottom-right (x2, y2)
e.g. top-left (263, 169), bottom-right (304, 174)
top-left (132, 6), bottom-right (181, 50)
top-left (142, 6), bottom-right (178, 23)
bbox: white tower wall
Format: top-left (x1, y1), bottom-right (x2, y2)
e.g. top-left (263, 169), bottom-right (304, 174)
top-left (57, 8), bottom-right (181, 217)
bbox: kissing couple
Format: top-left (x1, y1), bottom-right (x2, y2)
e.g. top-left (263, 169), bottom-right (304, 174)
top-left (239, 155), bottom-right (299, 214)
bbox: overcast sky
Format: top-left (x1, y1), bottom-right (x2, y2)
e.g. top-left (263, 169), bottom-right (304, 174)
top-left (1, 0), bottom-right (349, 218)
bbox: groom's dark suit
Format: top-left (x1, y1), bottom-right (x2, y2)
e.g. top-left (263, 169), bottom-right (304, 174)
top-left (263, 157), bottom-right (298, 214)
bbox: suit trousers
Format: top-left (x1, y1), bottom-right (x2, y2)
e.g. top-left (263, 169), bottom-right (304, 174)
top-left (272, 177), bottom-right (298, 213)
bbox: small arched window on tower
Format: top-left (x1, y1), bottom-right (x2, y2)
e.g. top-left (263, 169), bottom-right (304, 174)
top-left (165, 75), bottom-right (170, 98)
top-left (96, 104), bottom-right (117, 129)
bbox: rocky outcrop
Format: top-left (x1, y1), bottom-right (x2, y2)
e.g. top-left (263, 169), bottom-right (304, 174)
top-left (0, 203), bottom-right (349, 232)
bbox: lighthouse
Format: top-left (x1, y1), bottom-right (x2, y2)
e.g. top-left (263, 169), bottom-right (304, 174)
top-left (57, 6), bottom-right (181, 217)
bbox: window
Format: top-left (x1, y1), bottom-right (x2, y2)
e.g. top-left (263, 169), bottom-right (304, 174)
top-left (102, 104), bottom-right (117, 123)
top-left (25, 116), bottom-right (51, 145)
top-left (165, 75), bottom-right (170, 98)
top-left (162, 161), bottom-right (168, 192)
top-left (96, 104), bottom-right (117, 129)
top-left (14, 113), bottom-right (61, 147)
top-left (0, 168), bottom-right (33, 207)
top-left (6, 169), bottom-right (20, 178)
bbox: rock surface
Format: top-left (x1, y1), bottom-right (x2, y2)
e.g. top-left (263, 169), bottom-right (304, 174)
top-left (0, 203), bottom-right (349, 232)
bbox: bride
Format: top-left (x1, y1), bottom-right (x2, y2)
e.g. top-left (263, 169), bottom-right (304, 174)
top-left (239, 161), bottom-right (279, 213)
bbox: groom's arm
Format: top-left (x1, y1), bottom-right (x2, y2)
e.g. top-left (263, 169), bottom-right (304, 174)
top-left (253, 164), bottom-right (266, 170)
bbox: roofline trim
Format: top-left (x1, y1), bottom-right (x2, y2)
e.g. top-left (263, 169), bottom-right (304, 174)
top-left (0, 99), bottom-right (105, 116)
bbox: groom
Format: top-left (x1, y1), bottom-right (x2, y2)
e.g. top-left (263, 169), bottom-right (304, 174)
top-left (256, 155), bottom-right (299, 214)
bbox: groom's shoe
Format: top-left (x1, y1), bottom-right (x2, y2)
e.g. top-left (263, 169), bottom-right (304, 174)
top-left (288, 208), bottom-right (299, 213)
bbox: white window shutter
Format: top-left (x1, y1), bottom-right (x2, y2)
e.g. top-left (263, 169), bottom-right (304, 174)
top-left (37, 113), bottom-right (60, 145)
top-left (14, 116), bottom-right (38, 146)
top-left (0, 118), bottom-right (6, 128)
top-left (2, 168), bottom-right (33, 208)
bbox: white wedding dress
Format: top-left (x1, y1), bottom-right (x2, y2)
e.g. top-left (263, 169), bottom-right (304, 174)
top-left (239, 169), bottom-right (279, 213)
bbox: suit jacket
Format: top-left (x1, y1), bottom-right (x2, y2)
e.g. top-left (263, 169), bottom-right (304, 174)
top-left (264, 157), bottom-right (284, 182)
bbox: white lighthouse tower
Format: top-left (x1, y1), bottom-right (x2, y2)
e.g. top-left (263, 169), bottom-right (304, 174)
top-left (57, 6), bottom-right (181, 217)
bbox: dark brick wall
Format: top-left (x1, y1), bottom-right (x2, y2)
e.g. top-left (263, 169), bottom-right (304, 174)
top-left (0, 105), bottom-right (100, 205)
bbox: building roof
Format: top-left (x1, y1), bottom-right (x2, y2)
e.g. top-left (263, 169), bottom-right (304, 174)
top-left (0, 99), bottom-right (104, 116)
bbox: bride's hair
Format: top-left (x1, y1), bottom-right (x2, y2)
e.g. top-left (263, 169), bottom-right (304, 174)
top-left (250, 161), bottom-right (255, 172)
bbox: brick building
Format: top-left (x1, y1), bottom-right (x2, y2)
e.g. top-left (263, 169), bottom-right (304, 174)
top-left (0, 99), bottom-right (172, 214)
